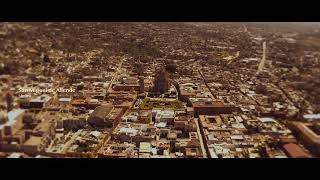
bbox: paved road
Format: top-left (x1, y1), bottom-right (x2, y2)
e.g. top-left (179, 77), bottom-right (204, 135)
top-left (257, 41), bottom-right (267, 74)
top-left (194, 118), bottom-right (208, 158)
top-left (92, 58), bottom-right (124, 156)
top-left (198, 70), bottom-right (217, 99)
top-left (107, 58), bottom-right (123, 92)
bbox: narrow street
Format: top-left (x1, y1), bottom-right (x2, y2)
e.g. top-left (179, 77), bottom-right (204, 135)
top-left (61, 129), bottom-right (83, 153)
top-left (198, 69), bottom-right (217, 99)
top-left (195, 118), bottom-right (208, 158)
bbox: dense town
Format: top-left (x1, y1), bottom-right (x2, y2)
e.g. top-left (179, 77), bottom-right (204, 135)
top-left (0, 22), bottom-right (320, 158)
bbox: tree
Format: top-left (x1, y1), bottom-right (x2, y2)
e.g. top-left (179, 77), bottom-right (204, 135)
top-left (43, 54), bottom-right (51, 63)
top-left (165, 63), bottom-right (177, 73)
top-left (133, 62), bottom-right (144, 76)
top-left (5, 92), bottom-right (13, 112)
top-left (1, 61), bottom-right (20, 75)
top-left (255, 84), bottom-right (268, 95)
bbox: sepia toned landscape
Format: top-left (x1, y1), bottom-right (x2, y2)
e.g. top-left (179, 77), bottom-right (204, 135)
top-left (0, 22), bottom-right (320, 158)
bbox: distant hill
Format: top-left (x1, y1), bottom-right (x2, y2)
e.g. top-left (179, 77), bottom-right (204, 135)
top-left (246, 22), bottom-right (320, 29)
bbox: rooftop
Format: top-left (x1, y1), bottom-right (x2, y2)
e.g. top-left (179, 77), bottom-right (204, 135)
top-left (24, 136), bottom-right (43, 146)
top-left (30, 95), bottom-right (52, 103)
top-left (283, 143), bottom-right (311, 158)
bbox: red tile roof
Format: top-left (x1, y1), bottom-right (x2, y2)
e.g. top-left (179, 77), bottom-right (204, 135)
top-left (283, 143), bottom-right (311, 158)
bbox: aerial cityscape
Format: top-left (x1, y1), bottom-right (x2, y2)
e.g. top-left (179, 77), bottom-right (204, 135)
top-left (0, 22), bottom-right (320, 158)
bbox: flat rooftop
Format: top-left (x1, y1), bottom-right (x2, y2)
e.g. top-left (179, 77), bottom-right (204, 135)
top-left (192, 101), bottom-right (225, 107)
top-left (30, 95), bottom-right (52, 103)
top-left (24, 136), bottom-right (43, 146)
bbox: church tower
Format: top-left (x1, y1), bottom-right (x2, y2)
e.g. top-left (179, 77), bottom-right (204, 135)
top-left (153, 66), bottom-right (169, 94)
